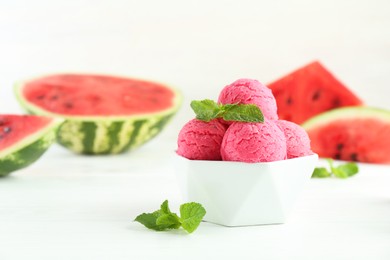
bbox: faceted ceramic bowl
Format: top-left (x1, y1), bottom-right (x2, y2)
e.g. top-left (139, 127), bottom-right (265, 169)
top-left (175, 154), bottom-right (318, 227)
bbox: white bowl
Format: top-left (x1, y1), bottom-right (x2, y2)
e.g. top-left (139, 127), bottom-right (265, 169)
top-left (175, 154), bottom-right (318, 227)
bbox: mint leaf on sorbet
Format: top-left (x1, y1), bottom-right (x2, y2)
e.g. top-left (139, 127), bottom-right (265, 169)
top-left (190, 99), bottom-right (222, 122)
top-left (190, 99), bottom-right (263, 123)
top-left (135, 200), bottom-right (206, 233)
top-left (222, 104), bottom-right (264, 123)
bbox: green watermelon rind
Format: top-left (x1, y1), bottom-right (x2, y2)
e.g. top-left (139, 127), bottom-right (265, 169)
top-left (302, 106), bottom-right (390, 130)
top-left (0, 119), bottom-right (61, 177)
top-left (55, 114), bottom-right (175, 154)
top-left (14, 77), bottom-right (182, 155)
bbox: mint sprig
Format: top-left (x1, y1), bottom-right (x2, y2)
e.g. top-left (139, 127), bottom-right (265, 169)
top-left (312, 158), bottom-right (359, 178)
top-left (180, 202), bottom-right (207, 233)
top-left (190, 99), bottom-right (264, 123)
top-left (190, 99), bottom-right (223, 122)
top-left (134, 200), bottom-right (206, 233)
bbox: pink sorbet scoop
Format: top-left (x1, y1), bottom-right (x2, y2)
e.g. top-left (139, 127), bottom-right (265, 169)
top-left (177, 119), bottom-right (227, 160)
top-left (218, 79), bottom-right (278, 121)
top-left (221, 120), bottom-right (287, 162)
top-left (275, 120), bottom-right (313, 159)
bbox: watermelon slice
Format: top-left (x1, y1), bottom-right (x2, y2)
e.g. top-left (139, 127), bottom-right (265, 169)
top-left (0, 115), bottom-right (61, 177)
top-left (14, 74), bottom-right (182, 155)
top-left (302, 107), bottom-right (390, 164)
top-left (268, 61), bottom-right (363, 124)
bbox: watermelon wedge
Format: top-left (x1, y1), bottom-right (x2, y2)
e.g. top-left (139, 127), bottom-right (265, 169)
top-left (268, 61), bottom-right (363, 124)
top-left (302, 107), bottom-right (390, 164)
top-left (0, 115), bottom-right (61, 177)
top-left (14, 74), bottom-right (182, 155)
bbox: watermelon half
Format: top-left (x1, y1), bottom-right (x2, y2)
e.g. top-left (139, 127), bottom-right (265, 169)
top-left (268, 61), bottom-right (363, 124)
top-left (0, 115), bottom-right (61, 177)
top-left (14, 74), bottom-right (182, 155)
top-left (302, 107), bottom-right (390, 164)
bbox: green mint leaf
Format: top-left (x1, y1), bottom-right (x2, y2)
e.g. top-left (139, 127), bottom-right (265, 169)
top-left (219, 103), bottom-right (236, 111)
top-left (160, 200), bottom-right (171, 214)
top-left (179, 202), bottom-right (206, 233)
top-left (222, 104), bottom-right (264, 123)
top-left (339, 163), bottom-right (359, 177)
top-left (312, 158), bottom-right (359, 179)
top-left (155, 200), bottom-right (181, 229)
top-left (190, 99), bottom-right (222, 122)
top-left (135, 200), bottom-right (206, 233)
top-left (331, 167), bottom-right (349, 179)
top-left (327, 158), bottom-right (344, 178)
top-left (134, 211), bottom-right (165, 231)
top-left (334, 163), bottom-right (359, 178)
top-left (326, 158), bottom-right (334, 168)
top-left (312, 167), bottom-right (332, 178)
top-left (134, 202), bottom-right (175, 231)
top-left (156, 213), bottom-right (181, 230)
top-left (190, 99), bottom-right (264, 123)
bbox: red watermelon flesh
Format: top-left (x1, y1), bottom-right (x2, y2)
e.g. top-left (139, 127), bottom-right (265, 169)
top-left (22, 74), bottom-right (176, 116)
top-left (0, 115), bottom-right (53, 151)
top-left (303, 107), bottom-right (390, 164)
top-left (268, 61), bottom-right (363, 124)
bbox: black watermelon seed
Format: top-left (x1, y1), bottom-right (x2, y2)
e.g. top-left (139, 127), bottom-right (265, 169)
top-left (332, 98), bottom-right (341, 108)
top-left (64, 102), bottom-right (73, 109)
top-left (286, 97), bottom-right (293, 105)
top-left (50, 95), bottom-right (59, 100)
top-left (334, 153), bottom-right (341, 160)
top-left (350, 153), bottom-right (358, 161)
top-left (336, 143), bottom-right (344, 151)
top-left (36, 95), bottom-right (45, 100)
top-left (312, 90), bottom-right (321, 101)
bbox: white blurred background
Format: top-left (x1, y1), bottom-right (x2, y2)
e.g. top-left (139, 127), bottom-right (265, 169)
top-left (1, 0), bottom-right (389, 138)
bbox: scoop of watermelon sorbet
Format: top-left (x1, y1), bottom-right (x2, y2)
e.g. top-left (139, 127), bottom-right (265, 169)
top-left (276, 120), bottom-right (313, 159)
top-left (221, 120), bottom-right (287, 163)
top-left (177, 119), bottom-right (227, 160)
top-left (218, 79), bottom-right (278, 121)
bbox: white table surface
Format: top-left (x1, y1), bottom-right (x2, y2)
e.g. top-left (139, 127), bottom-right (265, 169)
top-left (0, 135), bottom-right (389, 260)
top-left (1, 0), bottom-right (390, 259)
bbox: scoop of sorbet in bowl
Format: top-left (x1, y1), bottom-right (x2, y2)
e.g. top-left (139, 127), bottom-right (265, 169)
top-left (177, 119), bottom-right (227, 160)
top-left (276, 120), bottom-right (313, 159)
top-left (218, 79), bottom-right (278, 121)
top-left (221, 120), bottom-right (287, 162)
